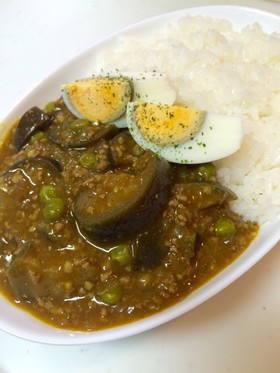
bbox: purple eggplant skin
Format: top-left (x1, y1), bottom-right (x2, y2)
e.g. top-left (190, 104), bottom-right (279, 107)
top-left (8, 156), bottom-right (63, 174)
top-left (172, 182), bottom-right (237, 210)
top-left (7, 243), bottom-right (66, 302)
top-left (48, 121), bottom-right (119, 149)
top-left (14, 107), bottom-right (53, 152)
top-left (132, 227), bottom-right (168, 269)
top-left (74, 153), bottom-right (172, 244)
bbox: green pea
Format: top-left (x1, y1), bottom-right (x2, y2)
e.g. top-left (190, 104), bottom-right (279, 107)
top-left (196, 163), bottom-right (216, 181)
top-left (44, 101), bottom-right (56, 113)
top-left (70, 119), bottom-right (91, 133)
top-left (79, 152), bottom-right (97, 169)
top-left (43, 198), bottom-right (66, 222)
top-left (98, 283), bottom-right (122, 306)
top-left (29, 131), bottom-right (45, 144)
top-left (215, 217), bottom-right (236, 237)
top-left (39, 185), bottom-right (60, 204)
top-left (110, 244), bottom-right (132, 265)
top-left (100, 288), bottom-right (122, 305)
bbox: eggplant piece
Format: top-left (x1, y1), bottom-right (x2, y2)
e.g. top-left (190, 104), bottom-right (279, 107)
top-left (7, 244), bottom-right (66, 302)
top-left (133, 229), bottom-right (167, 269)
top-left (14, 106), bottom-right (53, 151)
top-left (9, 156), bottom-right (62, 173)
top-left (74, 151), bottom-right (171, 243)
top-left (0, 156), bottom-right (64, 213)
top-left (48, 119), bottom-right (119, 149)
top-left (174, 182), bottom-right (237, 210)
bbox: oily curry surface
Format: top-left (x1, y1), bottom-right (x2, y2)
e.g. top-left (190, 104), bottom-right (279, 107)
top-left (0, 99), bottom-right (258, 331)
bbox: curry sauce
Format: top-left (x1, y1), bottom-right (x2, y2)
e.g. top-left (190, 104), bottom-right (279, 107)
top-left (0, 99), bottom-right (258, 331)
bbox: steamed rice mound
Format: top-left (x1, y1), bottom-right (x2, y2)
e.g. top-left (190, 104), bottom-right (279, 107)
top-left (97, 15), bottom-right (280, 224)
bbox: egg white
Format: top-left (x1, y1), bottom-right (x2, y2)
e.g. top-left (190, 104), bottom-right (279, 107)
top-left (126, 103), bottom-right (243, 164)
top-left (112, 71), bottom-right (176, 128)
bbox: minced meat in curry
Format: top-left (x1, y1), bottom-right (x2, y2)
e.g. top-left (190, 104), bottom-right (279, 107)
top-left (0, 98), bottom-right (258, 331)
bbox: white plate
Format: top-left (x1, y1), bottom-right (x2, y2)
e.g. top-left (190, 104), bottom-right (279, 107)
top-left (0, 5), bottom-right (280, 345)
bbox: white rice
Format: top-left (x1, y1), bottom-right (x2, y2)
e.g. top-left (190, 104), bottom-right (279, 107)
top-left (96, 15), bottom-right (280, 224)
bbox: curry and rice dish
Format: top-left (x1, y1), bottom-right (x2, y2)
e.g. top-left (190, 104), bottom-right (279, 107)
top-left (0, 97), bottom-right (258, 331)
top-left (2, 13), bottom-right (279, 331)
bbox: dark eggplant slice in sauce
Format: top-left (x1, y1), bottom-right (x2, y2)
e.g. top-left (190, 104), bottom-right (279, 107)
top-left (14, 106), bottom-right (53, 152)
top-left (8, 156), bottom-right (63, 173)
top-left (48, 119), bottom-right (119, 149)
top-left (74, 151), bottom-right (171, 243)
top-left (133, 228), bottom-right (168, 269)
top-left (7, 244), bottom-right (69, 302)
top-left (173, 182), bottom-right (237, 210)
top-left (0, 156), bottom-right (64, 213)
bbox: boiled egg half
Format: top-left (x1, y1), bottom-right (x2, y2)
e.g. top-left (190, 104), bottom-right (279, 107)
top-left (61, 76), bottom-right (132, 124)
top-left (62, 73), bottom-right (243, 164)
top-left (126, 101), bottom-right (243, 164)
top-left (61, 72), bottom-right (176, 127)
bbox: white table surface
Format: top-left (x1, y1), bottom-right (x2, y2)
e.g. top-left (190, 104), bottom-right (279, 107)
top-left (0, 1), bottom-right (280, 372)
